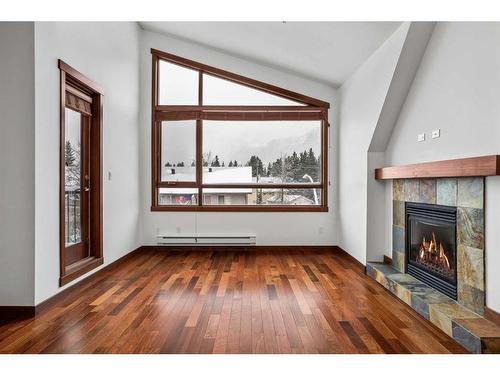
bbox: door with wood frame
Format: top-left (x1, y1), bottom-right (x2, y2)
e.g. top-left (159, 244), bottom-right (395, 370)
top-left (59, 60), bottom-right (104, 286)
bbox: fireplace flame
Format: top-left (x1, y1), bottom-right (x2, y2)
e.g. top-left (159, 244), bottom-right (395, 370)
top-left (418, 232), bottom-right (451, 271)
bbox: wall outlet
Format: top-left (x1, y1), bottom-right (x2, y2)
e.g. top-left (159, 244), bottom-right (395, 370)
top-left (107, 171), bottom-right (112, 181)
top-left (318, 226), bottom-right (324, 235)
top-left (432, 129), bottom-right (441, 139)
top-left (176, 227), bottom-right (181, 234)
top-left (417, 133), bottom-right (425, 142)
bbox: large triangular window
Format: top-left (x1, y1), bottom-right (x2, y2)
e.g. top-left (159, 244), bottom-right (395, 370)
top-left (151, 49), bottom-right (330, 212)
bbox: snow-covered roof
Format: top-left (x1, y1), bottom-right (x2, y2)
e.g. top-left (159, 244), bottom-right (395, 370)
top-left (203, 166), bottom-right (252, 184)
top-left (160, 166), bottom-right (253, 194)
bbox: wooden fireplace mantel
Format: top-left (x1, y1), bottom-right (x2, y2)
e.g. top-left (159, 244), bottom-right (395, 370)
top-left (375, 155), bottom-right (500, 180)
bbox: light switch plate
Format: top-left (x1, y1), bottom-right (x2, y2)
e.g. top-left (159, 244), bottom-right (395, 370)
top-left (418, 133), bottom-right (425, 142)
top-left (432, 129), bottom-right (441, 139)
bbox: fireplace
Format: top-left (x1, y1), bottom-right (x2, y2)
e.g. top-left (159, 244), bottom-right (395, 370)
top-left (406, 202), bottom-right (457, 299)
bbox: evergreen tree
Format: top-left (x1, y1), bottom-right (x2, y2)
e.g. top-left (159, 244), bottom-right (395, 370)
top-left (233, 160), bottom-right (238, 167)
top-left (222, 161), bottom-right (225, 167)
top-left (211, 155), bottom-right (221, 167)
top-left (65, 141), bottom-right (76, 167)
top-left (191, 160), bottom-right (195, 167)
top-left (299, 150), bottom-right (308, 177)
top-left (228, 160), bottom-right (233, 167)
top-left (305, 148), bottom-right (318, 181)
top-left (270, 157), bottom-right (282, 177)
top-left (165, 162), bottom-right (171, 167)
top-left (64, 141), bottom-right (80, 186)
top-left (288, 151), bottom-right (300, 181)
top-left (246, 155), bottom-right (264, 177)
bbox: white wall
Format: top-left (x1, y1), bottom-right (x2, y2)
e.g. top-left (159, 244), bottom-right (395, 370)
top-left (34, 22), bottom-right (142, 304)
top-left (0, 22), bottom-right (36, 306)
top-left (337, 23), bottom-right (409, 264)
top-left (139, 30), bottom-right (337, 246)
top-left (366, 151), bottom-right (389, 261)
top-left (384, 22), bottom-right (500, 312)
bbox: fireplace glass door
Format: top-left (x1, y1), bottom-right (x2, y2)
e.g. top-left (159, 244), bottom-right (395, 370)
top-left (406, 202), bottom-right (457, 299)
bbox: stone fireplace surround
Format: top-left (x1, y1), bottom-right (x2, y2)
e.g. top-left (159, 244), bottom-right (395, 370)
top-left (367, 156), bottom-right (500, 353)
top-left (393, 177), bottom-right (485, 314)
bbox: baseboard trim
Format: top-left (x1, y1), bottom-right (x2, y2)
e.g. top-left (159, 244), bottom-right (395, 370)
top-left (142, 245), bottom-right (337, 251)
top-left (0, 306), bottom-right (36, 324)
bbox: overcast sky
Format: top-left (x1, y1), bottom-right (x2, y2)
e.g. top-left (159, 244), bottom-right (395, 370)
top-left (162, 120), bottom-right (321, 166)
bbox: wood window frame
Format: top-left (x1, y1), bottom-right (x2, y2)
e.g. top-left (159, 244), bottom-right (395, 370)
top-left (151, 49), bottom-right (330, 212)
top-left (59, 60), bottom-right (104, 286)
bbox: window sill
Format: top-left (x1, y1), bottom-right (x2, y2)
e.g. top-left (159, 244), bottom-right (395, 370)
top-left (59, 256), bottom-right (104, 286)
top-left (151, 205), bottom-right (328, 212)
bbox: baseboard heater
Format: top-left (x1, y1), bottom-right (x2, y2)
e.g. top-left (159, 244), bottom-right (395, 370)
top-left (156, 235), bottom-right (256, 246)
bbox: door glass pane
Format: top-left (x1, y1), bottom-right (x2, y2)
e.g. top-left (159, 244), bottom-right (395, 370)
top-left (161, 121), bottom-right (197, 182)
top-left (64, 108), bottom-right (82, 246)
top-left (159, 60), bottom-right (199, 105)
top-left (203, 74), bottom-right (305, 106)
top-left (202, 120), bottom-right (321, 184)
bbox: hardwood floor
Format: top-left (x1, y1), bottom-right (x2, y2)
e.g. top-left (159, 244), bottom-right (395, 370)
top-left (0, 248), bottom-right (468, 354)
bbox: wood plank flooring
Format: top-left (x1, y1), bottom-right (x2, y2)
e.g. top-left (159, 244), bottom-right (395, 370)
top-left (0, 248), bottom-right (468, 354)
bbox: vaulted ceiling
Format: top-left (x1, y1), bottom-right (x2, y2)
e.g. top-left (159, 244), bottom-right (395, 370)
top-left (140, 22), bottom-right (402, 88)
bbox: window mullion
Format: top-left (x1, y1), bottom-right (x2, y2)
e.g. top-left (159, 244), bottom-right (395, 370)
top-left (197, 71), bottom-right (203, 205)
top-left (157, 121), bottom-right (162, 191)
top-left (197, 119), bottom-right (203, 206)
